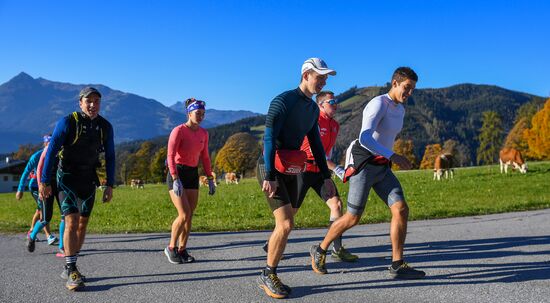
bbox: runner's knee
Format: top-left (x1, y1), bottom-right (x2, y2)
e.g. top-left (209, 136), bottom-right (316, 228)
top-left (275, 219), bottom-right (294, 234)
top-left (328, 199), bottom-right (342, 213)
top-left (391, 202), bottom-right (409, 220)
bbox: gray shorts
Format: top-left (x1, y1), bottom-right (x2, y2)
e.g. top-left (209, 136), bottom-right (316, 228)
top-left (346, 164), bottom-right (405, 216)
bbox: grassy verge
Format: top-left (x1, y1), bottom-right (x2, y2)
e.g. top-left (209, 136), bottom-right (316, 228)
top-left (1, 162), bottom-right (548, 233)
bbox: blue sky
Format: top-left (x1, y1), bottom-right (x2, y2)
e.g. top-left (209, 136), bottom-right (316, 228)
top-left (1, 0), bottom-right (549, 113)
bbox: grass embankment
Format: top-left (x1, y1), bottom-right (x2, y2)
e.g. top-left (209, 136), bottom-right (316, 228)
top-left (1, 162), bottom-right (548, 233)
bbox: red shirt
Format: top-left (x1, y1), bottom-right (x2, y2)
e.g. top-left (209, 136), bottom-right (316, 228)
top-left (300, 111), bottom-right (339, 172)
top-left (167, 124), bottom-right (213, 177)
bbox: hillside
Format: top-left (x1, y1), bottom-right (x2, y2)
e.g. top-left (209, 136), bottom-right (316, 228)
top-left (332, 84), bottom-right (542, 164)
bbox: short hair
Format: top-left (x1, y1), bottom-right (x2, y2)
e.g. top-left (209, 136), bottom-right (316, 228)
top-left (392, 67), bottom-right (418, 84)
top-left (316, 91), bottom-right (334, 103)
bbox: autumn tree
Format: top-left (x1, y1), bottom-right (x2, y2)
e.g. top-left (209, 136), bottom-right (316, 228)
top-left (11, 143), bottom-right (41, 160)
top-left (420, 143), bottom-right (442, 169)
top-left (392, 139), bottom-right (417, 170)
top-left (503, 117), bottom-right (529, 151)
top-left (215, 132), bottom-right (260, 177)
top-left (150, 146), bottom-right (167, 183)
top-left (524, 98), bottom-right (550, 160)
top-left (129, 141), bottom-right (156, 182)
top-left (476, 111), bottom-right (504, 165)
top-left (503, 97), bottom-right (544, 154)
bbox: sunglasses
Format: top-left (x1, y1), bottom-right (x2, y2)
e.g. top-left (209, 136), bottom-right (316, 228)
top-left (322, 99), bottom-right (337, 106)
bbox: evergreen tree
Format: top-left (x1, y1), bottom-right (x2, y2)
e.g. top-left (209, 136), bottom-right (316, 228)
top-left (150, 146), bottom-right (167, 183)
top-left (476, 111), bottom-right (504, 165)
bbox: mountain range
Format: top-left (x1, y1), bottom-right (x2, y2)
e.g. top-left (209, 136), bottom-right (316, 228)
top-left (0, 73), bottom-right (260, 153)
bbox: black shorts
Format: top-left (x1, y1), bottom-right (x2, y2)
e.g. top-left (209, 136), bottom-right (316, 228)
top-left (57, 169), bottom-right (96, 217)
top-left (40, 180), bottom-right (61, 223)
top-left (256, 157), bottom-right (300, 211)
top-left (297, 171), bottom-right (340, 204)
top-left (167, 165), bottom-right (199, 190)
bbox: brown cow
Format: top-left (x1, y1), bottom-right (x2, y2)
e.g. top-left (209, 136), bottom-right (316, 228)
top-left (499, 148), bottom-right (527, 174)
top-left (199, 176), bottom-right (209, 187)
top-left (433, 154), bottom-right (455, 181)
top-left (225, 172), bottom-right (239, 185)
top-left (199, 172), bottom-right (217, 187)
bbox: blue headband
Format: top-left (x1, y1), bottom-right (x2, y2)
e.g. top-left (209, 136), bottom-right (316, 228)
top-left (186, 101), bottom-right (205, 113)
top-left (43, 135), bottom-right (52, 143)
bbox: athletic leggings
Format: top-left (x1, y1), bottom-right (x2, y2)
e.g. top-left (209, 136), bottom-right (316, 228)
top-left (39, 181), bottom-right (62, 224)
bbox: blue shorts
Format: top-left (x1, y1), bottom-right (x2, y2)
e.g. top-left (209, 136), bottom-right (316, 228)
top-left (346, 164), bottom-right (405, 216)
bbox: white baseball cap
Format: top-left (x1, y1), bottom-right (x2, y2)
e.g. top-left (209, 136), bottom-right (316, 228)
top-left (301, 58), bottom-right (336, 76)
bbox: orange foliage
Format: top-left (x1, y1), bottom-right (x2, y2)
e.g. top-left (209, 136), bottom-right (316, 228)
top-left (420, 144), bottom-right (442, 169)
top-left (523, 98), bottom-right (550, 160)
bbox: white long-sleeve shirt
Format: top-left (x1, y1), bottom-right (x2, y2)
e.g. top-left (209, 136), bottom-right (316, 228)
top-left (358, 93), bottom-right (405, 159)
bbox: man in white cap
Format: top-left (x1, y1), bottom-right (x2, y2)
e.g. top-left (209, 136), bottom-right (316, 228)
top-left (256, 58), bottom-right (337, 299)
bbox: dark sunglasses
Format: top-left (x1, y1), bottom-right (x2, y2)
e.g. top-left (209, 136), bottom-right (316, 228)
top-left (322, 99), bottom-right (337, 106)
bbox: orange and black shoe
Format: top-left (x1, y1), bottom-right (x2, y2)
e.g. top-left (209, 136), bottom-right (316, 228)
top-left (310, 244), bottom-right (327, 274)
top-left (65, 268), bottom-right (85, 291)
top-left (258, 272), bottom-right (289, 299)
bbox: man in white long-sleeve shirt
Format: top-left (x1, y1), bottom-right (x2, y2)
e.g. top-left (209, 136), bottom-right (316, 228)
top-left (310, 67), bottom-right (426, 279)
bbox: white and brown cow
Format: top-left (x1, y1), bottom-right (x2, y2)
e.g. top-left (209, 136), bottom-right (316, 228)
top-left (225, 172), bottom-right (239, 185)
top-left (499, 148), bottom-right (527, 174)
top-left (433, 154), bottom-right (455, 181)
top-left (130, 179), bottom-right (144, 189)
top-left (199, 172), bottom-right (217, 187)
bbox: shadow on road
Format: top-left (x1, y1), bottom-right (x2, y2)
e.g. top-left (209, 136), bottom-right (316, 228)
top-left (77, 235), bottom-right (549, 296)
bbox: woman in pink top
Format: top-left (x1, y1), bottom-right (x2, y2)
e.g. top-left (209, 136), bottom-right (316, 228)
top-left (164, 98), bottom-right (216, 264)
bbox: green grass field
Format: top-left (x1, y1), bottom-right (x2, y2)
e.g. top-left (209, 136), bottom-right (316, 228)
top-left (1, 162), bottom-right (549, 234)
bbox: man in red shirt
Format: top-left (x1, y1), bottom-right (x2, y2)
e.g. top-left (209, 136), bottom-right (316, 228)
top-left (297, 90), bottom-right (358, 262)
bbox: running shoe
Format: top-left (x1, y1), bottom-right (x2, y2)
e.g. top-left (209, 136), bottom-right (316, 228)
top-left (66, 268), bottom-right (85, 291)
top-left (331, 247), bottom-right (359, 262)
top-left (60, 265), bottom-right (87, 282)
top-left (47, 234), bottom-right (58, 245)
top-left (310, 244), bottom-right (327, 274)
top-left (164, 247), bottom-right (182, 264)
top-left (388, 262), bottom-right (426, 279)
top-left (258, 272), bottom-right (289, 299)
top-left (56, 247), bottom-right (65, 258)
top-left (26, 232), bottom-right (35, 252)
top-left (179, 249), bottom-right (195, 263)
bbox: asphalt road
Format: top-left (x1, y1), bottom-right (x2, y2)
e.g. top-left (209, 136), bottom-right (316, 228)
top-left (1, 209), bottom-right (549, 303)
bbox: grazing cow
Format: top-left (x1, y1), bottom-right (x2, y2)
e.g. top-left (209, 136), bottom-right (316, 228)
top-left (130, 179), bottom-right (145, 189)
top-left (199, 176), bottom-right (209, 187)
top-left (499, 148), bottom-right (527, 174)
top-left (199, 172), bottom-right (217, 187)
top-left (225, 172), bottom-right (239, 185)
top-left (433, 154), bottom-right (455, 181)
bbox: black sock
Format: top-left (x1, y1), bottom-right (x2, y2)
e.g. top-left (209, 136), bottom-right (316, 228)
top-left (392, 260), bottom-right (404, 269)
top-left (263, 265), bottom-right (277, 275)
top-left (316, 245), bottom-right (327, 254)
